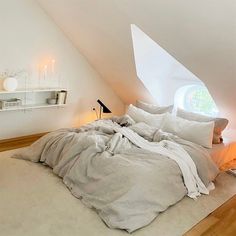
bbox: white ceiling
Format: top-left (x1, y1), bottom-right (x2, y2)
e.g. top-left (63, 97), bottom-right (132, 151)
top-left (37, 0), bottom-right (236, 127)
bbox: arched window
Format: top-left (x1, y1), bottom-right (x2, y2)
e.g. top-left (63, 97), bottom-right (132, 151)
top-left (174, 85), bottom-right (219, 116)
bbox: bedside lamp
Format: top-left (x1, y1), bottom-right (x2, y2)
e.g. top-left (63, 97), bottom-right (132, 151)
top-left (97, 99), bottom-right (111, 119)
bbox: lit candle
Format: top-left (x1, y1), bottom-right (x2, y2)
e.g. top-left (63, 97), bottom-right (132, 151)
top-left (38, 64), bottom-right (41, 80)
top-left (51, 59), bottom-right (55, 75)
top-left (43, 65), bottom-right (48, 80)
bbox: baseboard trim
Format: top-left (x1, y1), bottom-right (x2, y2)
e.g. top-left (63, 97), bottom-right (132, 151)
top-left (0, 133), bottom-right (48, 152)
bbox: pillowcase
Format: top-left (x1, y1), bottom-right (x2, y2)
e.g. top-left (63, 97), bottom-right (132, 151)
top-left (127, 104), bottom-right (167, 129)
top-left (136, 100), bottom-right (173, 114)
top-left (162, 113), bottom-right (215, 148)
top-left (176, 108), bottom-right (229, 144)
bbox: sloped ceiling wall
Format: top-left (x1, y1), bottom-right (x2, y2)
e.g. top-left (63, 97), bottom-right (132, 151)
top-left (37, 0), bottom-right (236, 128)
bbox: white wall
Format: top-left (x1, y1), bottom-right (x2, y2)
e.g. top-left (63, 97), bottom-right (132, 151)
top-left (37, 0), bottom-right (236, 128)
top-left (0, 0), bottom-right (124, 139)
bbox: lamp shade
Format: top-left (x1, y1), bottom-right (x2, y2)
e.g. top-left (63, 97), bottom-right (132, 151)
top-left (97, 99), bottom-right (111, 113)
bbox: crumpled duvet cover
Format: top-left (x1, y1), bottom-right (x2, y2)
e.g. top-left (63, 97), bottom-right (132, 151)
top-left (13, 118), bottom-right (219, 233)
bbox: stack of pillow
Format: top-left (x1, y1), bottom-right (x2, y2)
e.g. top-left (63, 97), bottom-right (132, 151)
top-left (126, 100), bottom-right (228, 149)
top-left (136, 100), bottom-right (173, 114)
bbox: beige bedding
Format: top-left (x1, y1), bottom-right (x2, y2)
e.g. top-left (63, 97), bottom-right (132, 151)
top-left (1, 149), bottom-right (236, 236)
top-left (208, 137), bottom-right (236, 170)
top-left (13, 119), bottom-right (219, 232)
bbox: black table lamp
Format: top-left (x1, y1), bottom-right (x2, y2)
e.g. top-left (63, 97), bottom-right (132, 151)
top-left (97, 99), bottom-right (111, 119)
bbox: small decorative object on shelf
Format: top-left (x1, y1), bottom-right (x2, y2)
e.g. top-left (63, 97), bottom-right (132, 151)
top-left (46, 98), bottom-right (57, 105)
top-left (56, 90), bottom-right (67, 104)
top-left (0, 69), bottom-right (28, 92)
top-left (0, 98), bottom-right (22, 110)
top-left (3, 77), bottom-right (18, 92)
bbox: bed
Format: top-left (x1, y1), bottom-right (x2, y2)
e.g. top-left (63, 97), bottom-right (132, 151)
top-left (1, 148), bottom-right (236, 236)
top-left (10, 104), bottom-right (236, 233)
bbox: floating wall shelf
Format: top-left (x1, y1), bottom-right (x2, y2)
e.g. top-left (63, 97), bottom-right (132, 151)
top-left (0, 104), bottom-right (66, 112)
top-left (0, 88), bottom-right (67, 94)
top-left (0, 88), bottom-right (67, 112)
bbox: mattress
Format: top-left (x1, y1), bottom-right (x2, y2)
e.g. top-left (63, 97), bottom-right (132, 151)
top-left (208, 137), bottom-right (236, 171)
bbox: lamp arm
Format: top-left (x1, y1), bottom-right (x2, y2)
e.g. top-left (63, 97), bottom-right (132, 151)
top-left (99, 106), bottom-right (102, 119)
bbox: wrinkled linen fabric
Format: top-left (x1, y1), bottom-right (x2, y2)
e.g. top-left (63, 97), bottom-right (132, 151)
top-left (13, 118), bottom-right (219, 233)
top-left (115, 126), bottom-right (209, 198)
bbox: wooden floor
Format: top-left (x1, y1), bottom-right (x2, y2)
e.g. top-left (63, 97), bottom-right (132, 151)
top-left (1, 134), bottom-right (236, 236)
top-left (0, 133), bottom-right (47, 152)
top-left (184, 195), bottom-right (236, 236)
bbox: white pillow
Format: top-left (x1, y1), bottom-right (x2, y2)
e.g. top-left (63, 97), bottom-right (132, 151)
top-left (176, 108), bottom-right (229, 144)
top-left (136, 100), bottom-right (173, 114)
top-left (162, 113), bottom-right (215, 148)
top-left (127, 104), bottom-right (167, 129)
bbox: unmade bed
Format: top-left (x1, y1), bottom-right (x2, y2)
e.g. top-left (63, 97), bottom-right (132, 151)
top-left (1, 105), bottom-right (236, 235)
top-left (1, 140), bottom-right (236, 236)
top-left (6, 115), bottom-right (235, 233)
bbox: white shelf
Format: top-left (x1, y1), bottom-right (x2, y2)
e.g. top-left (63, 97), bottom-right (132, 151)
top-left (0, 103), bottom-right (66, 112)
top-left (0, 88), bottom-right (66, 94)
top-left (0, 87), bottom-right (68, 112)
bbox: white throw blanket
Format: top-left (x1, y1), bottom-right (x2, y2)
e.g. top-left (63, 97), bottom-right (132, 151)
top-left (114, 126), bottom-right (209, 198)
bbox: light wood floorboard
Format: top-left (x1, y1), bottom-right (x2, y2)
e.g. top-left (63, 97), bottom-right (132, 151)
top-left (0, 133), bottom-right (47, 152)
top-left (184, 195), bottom-right (236, 236)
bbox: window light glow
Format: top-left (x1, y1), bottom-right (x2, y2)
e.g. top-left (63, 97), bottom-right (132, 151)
top-left (174, 85), bottom-right (219, 116)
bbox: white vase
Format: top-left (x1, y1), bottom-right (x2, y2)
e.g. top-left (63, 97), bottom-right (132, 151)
top-left (3, 77), bottom-right (18, 92)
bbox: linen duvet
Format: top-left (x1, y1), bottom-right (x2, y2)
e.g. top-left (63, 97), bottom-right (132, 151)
top-left (14, 117), bottom-right (219, 232)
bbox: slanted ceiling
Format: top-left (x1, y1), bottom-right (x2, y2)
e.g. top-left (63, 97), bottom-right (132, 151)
top-left (37, 0), bottom-right (236, 128)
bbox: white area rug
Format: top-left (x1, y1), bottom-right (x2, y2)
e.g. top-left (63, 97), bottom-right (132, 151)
top-left (1, 149), bottom-right (236, 236)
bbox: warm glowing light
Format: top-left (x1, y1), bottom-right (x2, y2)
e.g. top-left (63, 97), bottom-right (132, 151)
top-left (73, 111), bottom-right (97, 127)
top-left (38, 57), bottom-right (56, 80)
top-left (211, 141), bottom-right (236, 171)
top-left (43, 65), bottom-right (48, 79)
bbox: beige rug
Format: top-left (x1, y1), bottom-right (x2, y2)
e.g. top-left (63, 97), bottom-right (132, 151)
top-left (1, 149), bottom-right (236, 236)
